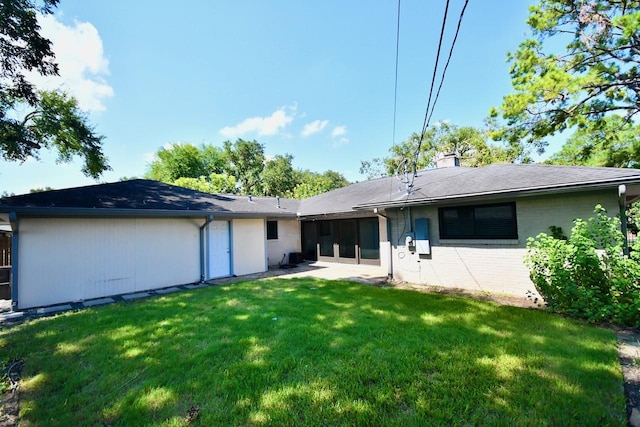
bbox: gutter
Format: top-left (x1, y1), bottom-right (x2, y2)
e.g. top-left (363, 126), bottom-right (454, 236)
top-left (9, 212), bottom-right (18, 311)
top-left (199, 215), bottom-right (215, 282)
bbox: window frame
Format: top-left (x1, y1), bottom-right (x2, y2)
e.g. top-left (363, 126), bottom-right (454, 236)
top-left (266, 220), bottom-right (278, 240)
top-left (438, 202), bottom-right (518, 240)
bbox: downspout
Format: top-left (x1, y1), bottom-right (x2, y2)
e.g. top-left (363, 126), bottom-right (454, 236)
top-left (374, 208), bottom-right (393, 280)
top-left (619, 185), bottom-right (629, 257)
top-left (200, 215), bottom-right (214, 282)
top-left (9, 212), bottom-right (18, 311)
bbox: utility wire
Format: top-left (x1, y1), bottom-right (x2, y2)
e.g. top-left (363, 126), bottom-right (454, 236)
top-left (405, 0), bottom-right (470, 195)
top-left (413, 0), bottom-right (470, 169)
top-left (426, 0), bottom-right (469, 127)
top-left (390, 0), bottom-right (404, 197)
top-left (392, 0), bottom-right (401, 149)
top-left (416, 0), bottom-right (451, 158)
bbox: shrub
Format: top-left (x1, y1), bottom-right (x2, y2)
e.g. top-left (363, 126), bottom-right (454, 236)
top-left (526, 204), bottom-right (640, 327)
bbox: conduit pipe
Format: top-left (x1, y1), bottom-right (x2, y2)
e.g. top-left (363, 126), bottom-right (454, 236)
top-left (199, 215), bottom-right (214, 282)
top-left (9, 212), bottom-right (18, 310)
top-left (374, 208), bottom-right (394, 280)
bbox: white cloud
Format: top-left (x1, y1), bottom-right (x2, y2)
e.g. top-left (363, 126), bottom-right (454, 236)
top-left (332, 137), bottom-right (350, 147)
top-left (27, 14), bottom-right (113, 113)
top-left (220, 105), bottom-right (296, 138)
top-left (331, 125), bottom-right (347, 138)
top-left (301, 120), bottom-right (329, 137)
top-left (330, 125), bottom-right (349, 147)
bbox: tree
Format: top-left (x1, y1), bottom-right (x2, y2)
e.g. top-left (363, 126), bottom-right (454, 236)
top-left (292, 169), bottom-right (349, 199)
top-left (146, 143), bottom-right (220, 182)
top-left (262, 154), bottom-right (297, 197)
top-left (145, 143), bottom-right (234, 193)
top-left (546, 114), bottom-right (640, 168)
top-left (1, 0), bottom-right (59, 105)
top-left (172, 174), bottom-right (236, 194)
top-left (144, 140), bottom-right (349, 198)
top-left (491, 0), bottom-right (640, 154)
top-left (223, 139), bottom-right (265, 195)
top-left (543, 113), bottom-right (640, 236)
top-left (360, 123), bottom-right (513, 179)
top-left (29, 186), bottom-right (53, 193)
top-left (1, 0), bottom-right (109, 178)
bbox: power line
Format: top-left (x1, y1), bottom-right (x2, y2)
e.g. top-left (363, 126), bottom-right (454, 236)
top-left (392, 0), bottom-right (401, 149)
top-left (419, 0), bottom-right (450, 145)
top-left (426, 0), bottom-right (470, 127)
top-left (414, 0), bottom-right (470, 162)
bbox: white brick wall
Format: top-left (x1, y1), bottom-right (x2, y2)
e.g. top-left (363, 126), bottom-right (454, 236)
top-left (387, 189), bottom-right (620, 296)
top-left (266, 219), bottom-right (301, 266)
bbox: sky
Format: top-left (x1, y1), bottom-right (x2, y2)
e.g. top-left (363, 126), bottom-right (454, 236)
top-left (0, 0), bottom-right (546, 195)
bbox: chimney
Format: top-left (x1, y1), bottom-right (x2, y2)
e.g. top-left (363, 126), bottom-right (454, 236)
top-left (435, 153), bottom-right (460, 168)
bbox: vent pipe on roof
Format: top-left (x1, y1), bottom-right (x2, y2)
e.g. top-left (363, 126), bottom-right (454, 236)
top-left (276, 196), bottom-right (281, 209)
top-left (248, 195), bottom-right (253, 202)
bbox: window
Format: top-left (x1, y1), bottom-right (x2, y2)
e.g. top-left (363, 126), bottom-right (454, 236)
top-left (267, 221), bottom-right (278, 240)
top-left (438, 202), bottom-right (517, 239)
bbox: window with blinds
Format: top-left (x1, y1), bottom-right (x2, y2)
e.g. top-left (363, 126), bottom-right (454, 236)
top-left (438, 202), bottom-right (517, 239)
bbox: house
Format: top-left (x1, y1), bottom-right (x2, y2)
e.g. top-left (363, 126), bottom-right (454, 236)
top-left (299, 159), bottom-right (640, 297)
top-left (2, 160), bottom-right (640, 309)
top-left (0, 180), bottom-right (301, 309)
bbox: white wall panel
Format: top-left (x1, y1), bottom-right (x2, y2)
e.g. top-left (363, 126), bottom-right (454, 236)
top-left (17, 218), bottom-right (200, 309)
top-left (232, 218), bottom-right (267, 276)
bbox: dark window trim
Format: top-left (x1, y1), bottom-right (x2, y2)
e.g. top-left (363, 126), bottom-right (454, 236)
top-left (267, 220), bottom-right (278, 240)
top-left (438, 202), bottom-right (518, 240)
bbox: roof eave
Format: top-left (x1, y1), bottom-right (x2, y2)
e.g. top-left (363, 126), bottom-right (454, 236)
top-left (0, 206), bottom-right (297, 219)
top-left (353, 179), bottom-right (640, 210)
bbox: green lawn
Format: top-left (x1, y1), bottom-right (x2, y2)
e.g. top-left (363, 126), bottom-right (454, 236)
top-left (0, 279), bottom-right (626, 426)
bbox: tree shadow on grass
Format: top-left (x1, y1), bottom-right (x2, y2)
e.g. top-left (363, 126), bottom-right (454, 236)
top-left (1, 277), bottom-right (625, 426)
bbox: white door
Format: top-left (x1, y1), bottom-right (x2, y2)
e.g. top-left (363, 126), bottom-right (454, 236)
top-left (207, 221), bottom-right (231, 279)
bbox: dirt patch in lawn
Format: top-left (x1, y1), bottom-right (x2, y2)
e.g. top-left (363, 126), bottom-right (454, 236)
top-left (382, 280), bottom-right (541, 308)
top-left (0, 360), bottom-right (22, 427)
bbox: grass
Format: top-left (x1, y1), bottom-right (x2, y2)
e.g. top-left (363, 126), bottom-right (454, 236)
top-left (0, 278), bottom-right (626, 426)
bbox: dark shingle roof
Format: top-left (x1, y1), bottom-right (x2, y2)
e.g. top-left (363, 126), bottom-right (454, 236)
top-left (297, 164), bottom-right (640, 215)
top-left (3, 165), bottom-right (640, 218)
top-left (0, 179), bottom-right (300, 217)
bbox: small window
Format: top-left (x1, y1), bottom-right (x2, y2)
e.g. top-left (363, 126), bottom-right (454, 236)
top-left (267, 221), bottom-right (278, 240)
top-left (438, 202), bottom-right (517, 239)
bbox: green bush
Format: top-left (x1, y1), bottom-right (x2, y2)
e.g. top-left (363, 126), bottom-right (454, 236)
top-left (526, 205), bottom-right (640, 327)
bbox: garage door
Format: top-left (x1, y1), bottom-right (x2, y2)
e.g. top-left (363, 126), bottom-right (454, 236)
top-left (17, 217), bottom-right (200, 309)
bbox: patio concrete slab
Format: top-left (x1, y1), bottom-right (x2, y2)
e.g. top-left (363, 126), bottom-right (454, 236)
top-left (122, 292), bottom-right (150, 301)
top-left (84, 297), bottom-right (115, 307)
top-left (0, 311), bottom-right (24, 321)
top-left (37, 304), bottom-right (72, 314)
top-left (276, 261), bottom-right (388, 284)
top-left (156, 287), bottom-right (181, 294)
